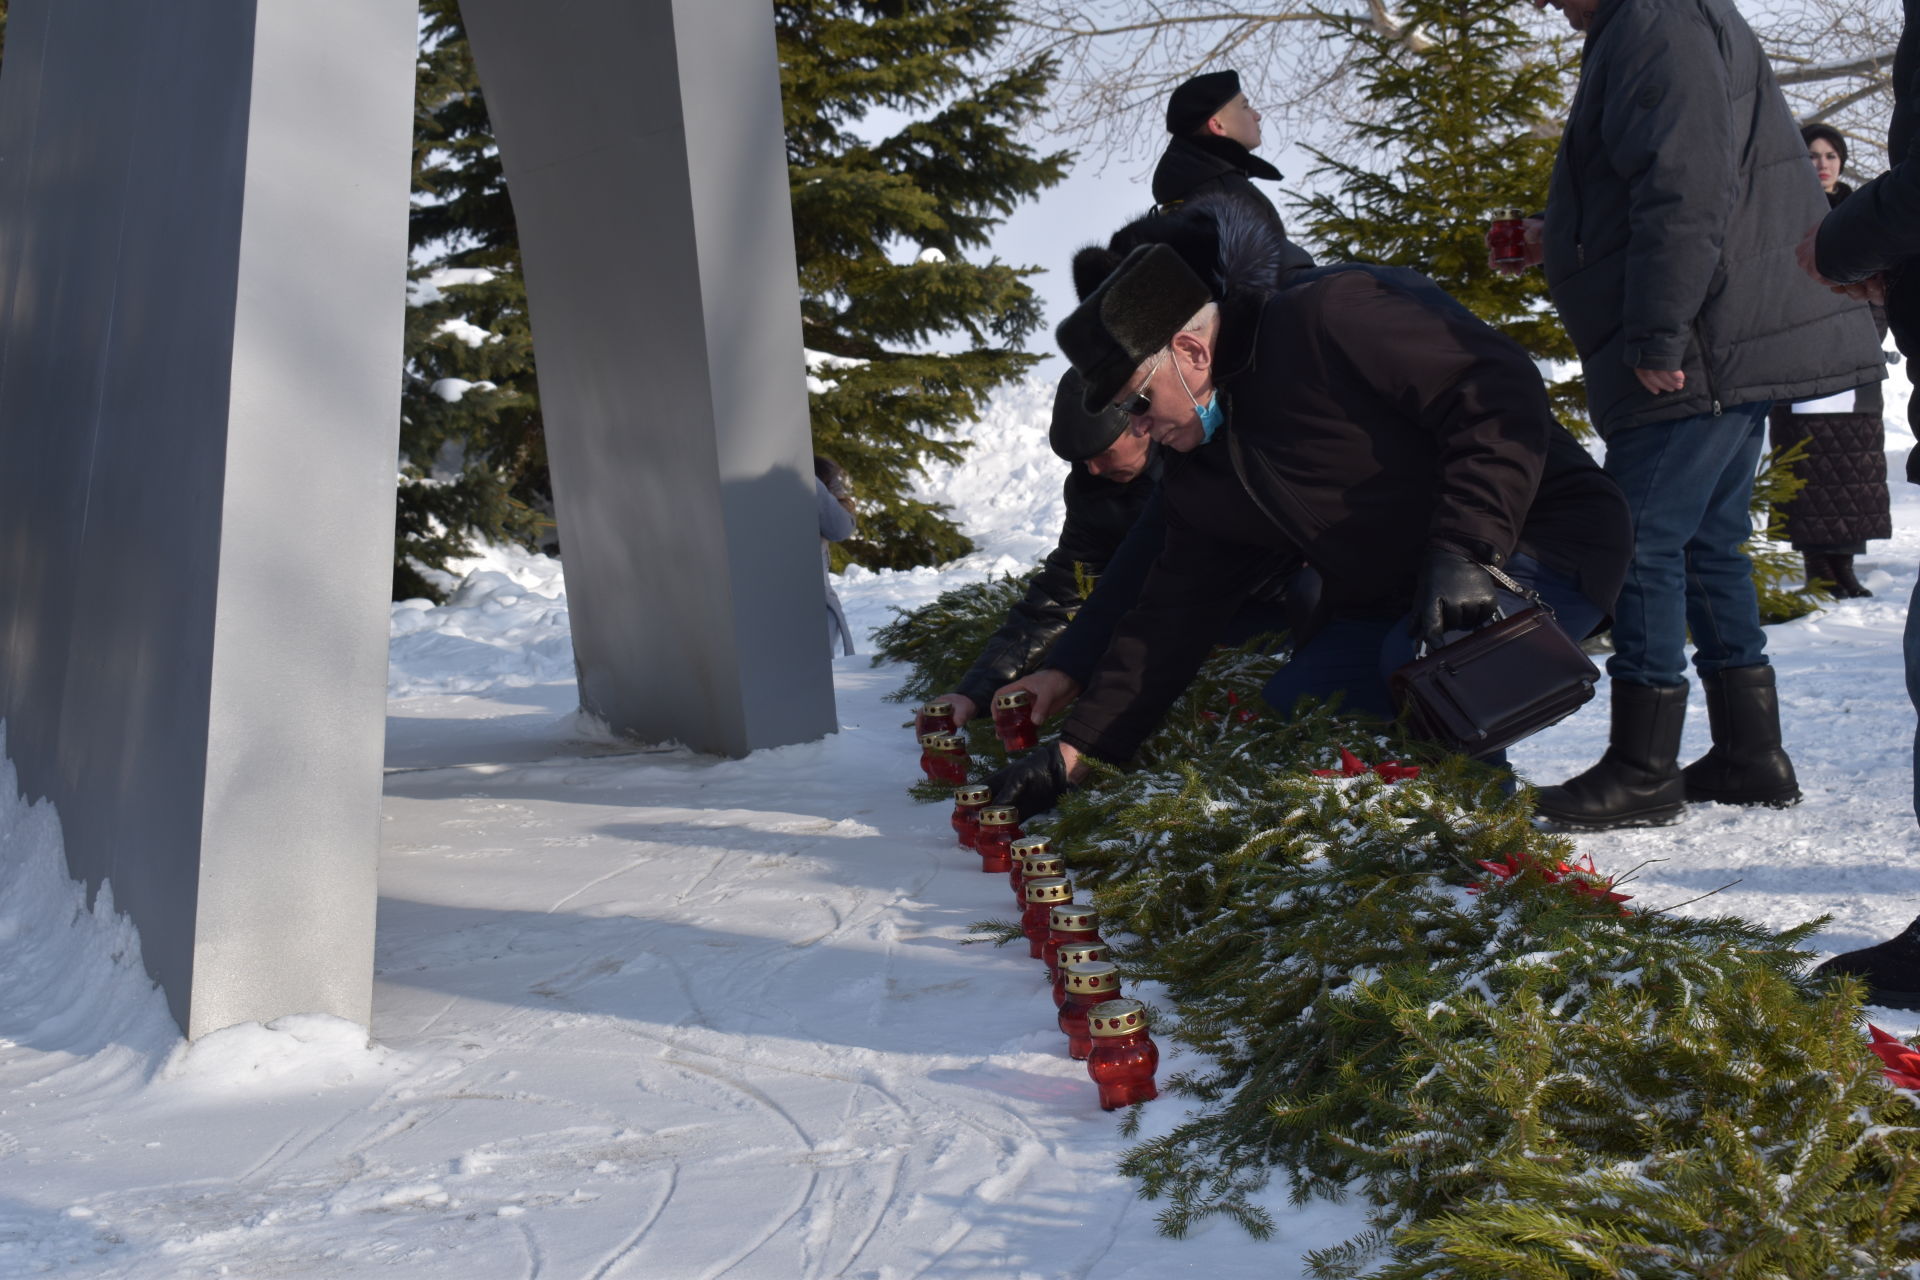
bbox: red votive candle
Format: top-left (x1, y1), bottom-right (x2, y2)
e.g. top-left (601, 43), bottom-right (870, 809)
top-left (1008, 834), bottom-right (1052, 901)
top-left (1052, 941), bottom-right (1112, 1008)
top-left (1488, 206), bottom-right (1527, 267)
top-left (915, 700), bottom-right (957, 739)
top-left (923, 734), bottom-right (969, 787)
top-left (1058, 960), bottom-right (1122, 1060)
top-left (975, 806), bottom-right (1023, 873)
top-left (951, 784), bottom-right (990, 850)
top-left (1015, 847), bottom-right (1065, 911)
top-left (1086, 998), bottom-right (1158, 1109)
top-left (992, 689), bottom-right (1039, 753)
top-left (1044, 904), bottom-right (1105, 982)
top-left (1020, 877), bottom-right (1071, 958)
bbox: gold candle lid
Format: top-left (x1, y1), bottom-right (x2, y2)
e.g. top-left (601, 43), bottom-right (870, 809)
top-left (1064, 960), bottom-right (1120, 998)
top-left (993, 689), bottom-right (1035, 710)
top-left (919, 731), bottom-right (946, 749)
top-left (1056, 941), bottom-right (1111, 970)
top-left (1022, 875), bottom-right (1071, 905)
top-left (1020, 853), bottom-right (1066, 879)
top-left (953, 784), bottom-right (991, 805)
top-left (1050, 905), bottom-right (1099, 932)
top-left (1088, 998), bottom-right (1148, 1037)
top-left (1489, 206), bottom-right (1526, 221)
top-left (922, 699), bottom-right (954, 716)
top-left (979, 805), bottom-right (1020, 827)
top-left (927, 733), bottom-right (966, 753)
top-left (1008, 835), bottom-right (1051, 856)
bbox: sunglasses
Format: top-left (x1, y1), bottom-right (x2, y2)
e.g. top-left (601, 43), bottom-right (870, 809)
top-left (1111, 351), bottom-right (1168, 417)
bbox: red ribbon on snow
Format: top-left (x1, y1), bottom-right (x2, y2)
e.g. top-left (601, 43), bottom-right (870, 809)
top-left (1311, 746), bottom-right (1421, 783)
top-left (1469, 850), bottom-right (1632, 911)
top-left (1867, 1025), bottom-right (1920, 1091)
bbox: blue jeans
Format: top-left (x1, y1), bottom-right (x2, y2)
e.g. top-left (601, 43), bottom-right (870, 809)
top-left (1907, 573), bottom-right (1920, 826)
top-left (1602, 402), bottom-right (1771, 688)
top-left (1259, 553), bottom-right (1604, 750)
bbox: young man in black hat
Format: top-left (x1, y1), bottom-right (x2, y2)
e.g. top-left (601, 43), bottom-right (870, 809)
top-left (1151, 70), bottom-right (1286, 226)
top-left (929, 369), bottom-right (1157, 726)
top-left (985, 244), bottom-right (1633, 817)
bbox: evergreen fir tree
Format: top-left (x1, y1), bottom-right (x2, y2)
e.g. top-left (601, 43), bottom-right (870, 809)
top-left (777, 0), bottom-right (1070, 571)
top-left (1293, 0), bottom-right (1582, 427)
top-left (398, 0), bottom-right (549, 601)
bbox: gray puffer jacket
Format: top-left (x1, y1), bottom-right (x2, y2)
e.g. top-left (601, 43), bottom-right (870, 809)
top-left (1543, 0), bottom-right (1883, 436)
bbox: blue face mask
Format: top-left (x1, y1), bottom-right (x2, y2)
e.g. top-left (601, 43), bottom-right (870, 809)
top-left (1195, 392), bottom-right (1225, 443)
top-left (1176, 361), bottom-right (1225, 443)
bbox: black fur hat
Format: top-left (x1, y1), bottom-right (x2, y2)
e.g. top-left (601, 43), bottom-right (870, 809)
top-left (1166, 70), bottom-right (1240, 136)
top-left (1048, 368), bottom-right (1127, 462)
top-left (1056, 244), bottom-right (1213, 413)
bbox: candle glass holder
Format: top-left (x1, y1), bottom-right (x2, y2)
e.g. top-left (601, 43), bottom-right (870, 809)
top-left (991, 690), bottom-right (1039, 753)
top-left (975, 807), bottom-right (1023, 873)
top-left (1086, 999), bottom-right (1158, 1109)
top-left (915, 700), bottom-right (957, 739)
top-left (1044, 905), bottom-right (1105, 982)
top-left (1057, 961), bottom-right (1122, 1060)
top-left (923, 734), bottom-right (970, 787)
top-left (1019, 877), bottom-right (1072, 958)
top-left (1488, 206), bottom-right (1528, 267)
top-left (951, 784), bottom-right (991, 850)
top-left (1007, 835), bottom-right (1052, 902)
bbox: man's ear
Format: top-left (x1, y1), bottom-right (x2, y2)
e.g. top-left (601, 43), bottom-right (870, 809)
top-left (1173, 328), bottom-right (1212, 372)
top-left (1204, 114), bottom-right (1228, 139)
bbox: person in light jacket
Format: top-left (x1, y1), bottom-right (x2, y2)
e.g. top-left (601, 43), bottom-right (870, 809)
top-left (815, 456), bottom-right (856, 657)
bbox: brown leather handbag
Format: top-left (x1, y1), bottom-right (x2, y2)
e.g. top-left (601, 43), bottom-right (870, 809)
top-left (1389, 565), bottom-right (1600, 757)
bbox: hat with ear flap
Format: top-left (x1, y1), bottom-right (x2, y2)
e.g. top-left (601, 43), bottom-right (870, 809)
top-left (1048, 367), bottom-right (1128, 463)
top-left (1056, 243), bottom-right (1214, 414)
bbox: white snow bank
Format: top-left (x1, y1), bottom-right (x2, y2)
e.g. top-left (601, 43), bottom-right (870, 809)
top-left (156, 1014), bottom-right (413, 1097)
top-left (388, 542), bottom-right (575, 697)
top-left (0, 729), bottom-right (177, 1077)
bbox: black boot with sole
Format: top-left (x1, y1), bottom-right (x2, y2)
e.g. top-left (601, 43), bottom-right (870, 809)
top-left (1829, 553), bottom-right (1872, 598)
top-left (1815, 915), bottom-right (1920, 1009)
top-left (1680, 663), bottom-right (1801, 808)
top-left (1535, 680), bottom-right (1688, 829)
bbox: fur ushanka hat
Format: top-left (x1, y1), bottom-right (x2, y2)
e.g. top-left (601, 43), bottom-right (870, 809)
top-left (1055, 243), bottom-right (1214, 413)
top-left (1048, 368), bottom-right (1128, 463)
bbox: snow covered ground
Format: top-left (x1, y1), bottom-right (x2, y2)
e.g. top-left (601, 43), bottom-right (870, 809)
top-left (6, 368), bottom-right (1920, 1278)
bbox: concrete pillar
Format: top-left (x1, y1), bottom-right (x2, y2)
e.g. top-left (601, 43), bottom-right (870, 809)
top-left (0, 0), bottom-right (418, 1036)
top-left (460, 0), bottom-right (839, 758)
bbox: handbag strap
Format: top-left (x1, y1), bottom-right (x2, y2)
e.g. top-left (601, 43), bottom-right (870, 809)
top-left (1483, 561), bottom-right (1555, 619)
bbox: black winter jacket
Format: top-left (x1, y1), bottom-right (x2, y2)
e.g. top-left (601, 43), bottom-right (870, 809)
top-left (1544, 0), bottom-right (1883, 435)
top-left (1816, 0), bottom-right (1920, 480)
top-left (952, 454), bottom-right (1161, 708)
top-left (1060, 266), bottom-right (1633, 764)
top-left (1150, 135), bottom-right (1286, 227)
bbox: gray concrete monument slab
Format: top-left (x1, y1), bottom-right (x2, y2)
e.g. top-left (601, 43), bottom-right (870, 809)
top-left (461, 0), bottom-right (839, 758)
top-left (0, 0), bottom-right (418, 1036)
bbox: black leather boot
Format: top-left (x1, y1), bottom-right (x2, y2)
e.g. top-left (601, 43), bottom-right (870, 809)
top-left (1535, 680), bottom-right (1688, 829)
top-left (1801, 550), bottom-right (1831, 593)
top-left (1815, 915), bottom-right (1920, 1009)
top-left (1680, 663), bottom-right (1801, 807)
top-left (1829, 554), bottom-right (1872, 598)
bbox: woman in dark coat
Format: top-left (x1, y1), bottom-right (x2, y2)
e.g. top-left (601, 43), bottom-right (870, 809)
top-left (1769, 122), bottom-right (1893, 598)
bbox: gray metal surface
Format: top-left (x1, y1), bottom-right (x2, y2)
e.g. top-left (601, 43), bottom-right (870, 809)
top-left (461, 0), bottom-right (838, 758)
top-left (0, 0), bottom-right (417, 1036)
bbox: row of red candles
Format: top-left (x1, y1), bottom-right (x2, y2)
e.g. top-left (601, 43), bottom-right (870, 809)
top-left (914, 692), bottom-right (1038, 785)
top-left (916, 700), bottom-right (1158, 1110)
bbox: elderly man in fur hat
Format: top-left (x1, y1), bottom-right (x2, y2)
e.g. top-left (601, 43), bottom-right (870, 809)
top-left (984, 241), bottom-right (1635, 817)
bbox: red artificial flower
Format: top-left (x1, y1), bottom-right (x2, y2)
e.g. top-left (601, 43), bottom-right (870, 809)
top-left (1311, 746), bottom-right (1420, 782)
top-left (1468, 850), bottom-right (1631, 911)
top-left (1868, 1025), bottom-right (1920, 1091)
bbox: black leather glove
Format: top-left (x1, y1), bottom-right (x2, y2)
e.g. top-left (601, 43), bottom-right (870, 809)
top-left (1409, 547), bottom-right (1501, 652)
top-left (986, 742), bottom-right (1076, 820)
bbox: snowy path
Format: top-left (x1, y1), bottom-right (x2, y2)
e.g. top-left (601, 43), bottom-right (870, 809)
top-left (1, 662), bottom-right (1359, 1278)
